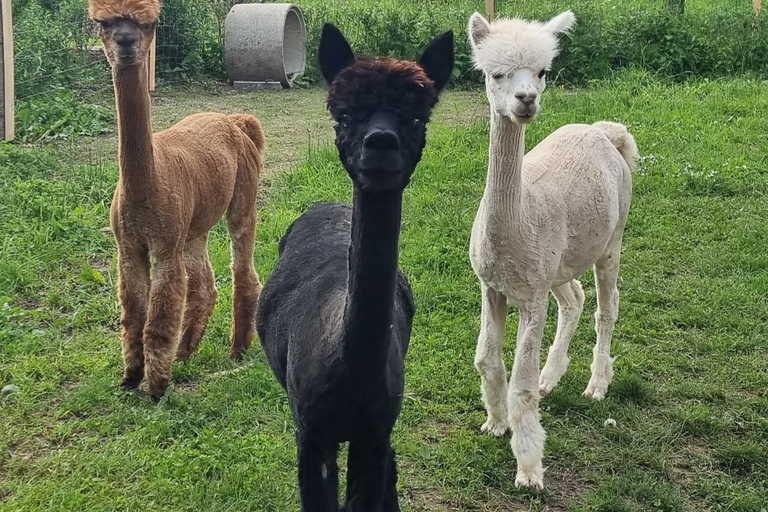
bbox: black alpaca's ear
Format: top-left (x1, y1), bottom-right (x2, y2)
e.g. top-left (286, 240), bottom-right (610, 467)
top-left (417, 30), bottom-right (454, 92)
top-left (319, 23), bottom-right (356, 85)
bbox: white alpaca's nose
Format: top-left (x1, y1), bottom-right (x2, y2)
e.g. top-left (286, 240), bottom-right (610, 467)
top-left (514, 90), bottom-right (537, 106)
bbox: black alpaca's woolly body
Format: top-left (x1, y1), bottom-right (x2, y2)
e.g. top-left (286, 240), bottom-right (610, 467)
top-left (257, 23), bottom-right (454, 512)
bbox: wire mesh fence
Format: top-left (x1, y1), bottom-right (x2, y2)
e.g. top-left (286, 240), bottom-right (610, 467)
top-left (10, 0), bottom-right (240, 144)
top-left (4, 0), bottom-right (766, 149)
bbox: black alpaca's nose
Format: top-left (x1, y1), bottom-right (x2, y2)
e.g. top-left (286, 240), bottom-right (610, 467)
top-left (363, 130), bottom-right (400, 152)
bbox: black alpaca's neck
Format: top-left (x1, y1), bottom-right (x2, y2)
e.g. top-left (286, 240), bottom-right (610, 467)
top-left (343, 187), bottom-right (403, 375)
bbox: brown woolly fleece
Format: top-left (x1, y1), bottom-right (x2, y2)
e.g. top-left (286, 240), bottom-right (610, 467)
top-left (90, 0), bottom-right (265, 398)
top-left (89, 0), bottom-right (162, 25)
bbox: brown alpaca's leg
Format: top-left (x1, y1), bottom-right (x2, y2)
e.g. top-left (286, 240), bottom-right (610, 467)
top-left (143, 254), bottom-right (187, 398)
top-left (227, 198), bottom-right (261, 361)
top-left (176, 236), bottom-right (218, 362)
top-left (117, 244), bottom-right (150, 388)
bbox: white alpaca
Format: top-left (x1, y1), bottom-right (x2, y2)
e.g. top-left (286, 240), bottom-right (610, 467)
top-left (467, 11), bottom-right (638, 490)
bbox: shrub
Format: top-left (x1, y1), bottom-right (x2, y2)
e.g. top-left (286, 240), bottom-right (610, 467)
top-left (9, 0), bottom-right (768, 140)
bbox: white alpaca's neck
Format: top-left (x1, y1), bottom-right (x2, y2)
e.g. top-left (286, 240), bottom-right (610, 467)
top-left (482, 113), bottom-right (526, 225)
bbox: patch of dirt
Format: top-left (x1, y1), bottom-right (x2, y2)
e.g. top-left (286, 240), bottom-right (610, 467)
top-left (402, 466), bottom-right (587, 511)
top-left (544, 467), bottom-right (593, 511)
top-left (404, 486), bottom-right (531, 512)
top-left (61, 86), bottom-right (486, 179)
top-left (0, 487), bottom-right (14, 502)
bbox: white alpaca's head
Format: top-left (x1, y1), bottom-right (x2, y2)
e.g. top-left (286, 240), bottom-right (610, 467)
top-left (468, 11), bottom-right (575, 123)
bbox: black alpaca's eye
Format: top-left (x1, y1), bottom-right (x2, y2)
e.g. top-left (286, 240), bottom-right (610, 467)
top-left (538, 69), bottom-right (547, 79)
top-left (339, 113), bottom-right (352, 126)
top-left (99, 20), bottom-right (111, 29)
top-left (412, 118), bottom-right (422, 125)
top-left (491, 73), bottom-right (504, 80)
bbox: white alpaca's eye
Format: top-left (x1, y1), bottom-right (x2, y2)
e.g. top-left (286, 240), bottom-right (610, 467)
top-left (491, 73), bottom-right (504, 80)
top-left (538, 69), bottom-right (546, 79)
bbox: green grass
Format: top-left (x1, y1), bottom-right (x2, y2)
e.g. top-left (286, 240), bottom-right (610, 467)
top-left (2, 71), bottom-right (768, 510)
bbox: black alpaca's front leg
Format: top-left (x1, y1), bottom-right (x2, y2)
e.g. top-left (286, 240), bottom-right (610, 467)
top-left (297, 435), bottom-right (339, 512)
top-left (381, 446), bottom-right (401, 512)
top-left (344, 440), bottom-right (393, 512)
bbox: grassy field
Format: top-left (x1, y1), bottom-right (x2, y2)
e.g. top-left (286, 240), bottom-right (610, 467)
top-left (2, 71), bottom-right (768, 511)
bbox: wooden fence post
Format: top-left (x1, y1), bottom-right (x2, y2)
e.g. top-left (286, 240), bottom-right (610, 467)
top-left (485, 0), bottom-right (494, 21)
top-left (755, 0), bottom-right (762, 16)
top-left (668, 0), bottom-right (685, 15)
top-left (148, 27), bottom-right (156, 91)
top-left (1, 0), bottom-right (14, 141)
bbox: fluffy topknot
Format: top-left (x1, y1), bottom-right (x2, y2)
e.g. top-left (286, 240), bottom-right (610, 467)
top-left (328, 58), bottom-right (439, 113)
top-left (468, 11), bottom-right (576, 75)
top-left (88, 0), bottom-right (162, 25)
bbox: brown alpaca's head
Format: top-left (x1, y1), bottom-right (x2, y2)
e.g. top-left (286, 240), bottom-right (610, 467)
top-left (319, 24), bottom-right (454, 193)
top-left (89, 0), bottom-right (161, 68)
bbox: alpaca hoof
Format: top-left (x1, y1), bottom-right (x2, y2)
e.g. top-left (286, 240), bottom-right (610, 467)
top-left (514, 467), bottom-right (544, 491)
top-left (538, 378), bottom-right (558, 398)
top-left (480, 417), bottom-right (509, 437)
top-left (583, 380), bottom-right (608, 400)
top-left (174, 349), bottom-right (191, 363)
top-left (539, 358), bottom-right (568, 398)
top-left (229, 348), bottom-right (246, 361)
top-left (147, 380), bottom-right (170, 400)
top-left (120, 370), bottom-right (143, 389)
top-left (120, 379), bottom-right (141, 390)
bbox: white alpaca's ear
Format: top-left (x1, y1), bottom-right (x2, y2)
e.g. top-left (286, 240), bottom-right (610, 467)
top-left (544, 11), bottom-right (576, 36)
top-left (468, 12), bottom-right (491, 47)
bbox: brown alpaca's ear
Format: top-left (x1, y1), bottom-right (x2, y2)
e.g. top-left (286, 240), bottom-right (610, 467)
top-left (319, 23), bottom-right (356, 85)
top-left (418, 30), bottom-right (454, 93)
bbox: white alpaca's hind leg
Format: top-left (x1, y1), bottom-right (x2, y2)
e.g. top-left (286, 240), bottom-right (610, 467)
top-left (584, 254), bottom-right (620, 400)
top-left (474, 284), bottom-right (509, 437)
top-left (508, 301), bottom-right (547, 490)
top-left (539, 280), bottom-right (584, 397)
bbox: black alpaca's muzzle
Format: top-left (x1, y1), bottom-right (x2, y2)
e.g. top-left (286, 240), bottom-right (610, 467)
top-left (360, 112), bottom-right (405, 173)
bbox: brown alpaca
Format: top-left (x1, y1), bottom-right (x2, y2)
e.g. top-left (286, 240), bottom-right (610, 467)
top-left (89, 0), bottom-right (264, 398)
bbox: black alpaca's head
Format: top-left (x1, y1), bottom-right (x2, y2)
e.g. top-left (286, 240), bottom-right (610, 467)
top-left (319, 24), bottom-right (454, 193)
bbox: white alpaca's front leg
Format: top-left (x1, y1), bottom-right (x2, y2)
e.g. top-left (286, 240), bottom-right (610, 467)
top-left (539, 280), bottom-right (584, 397)
top-left (474, 284), bottom-right (509, 437)
top-left (508, 303), bottom-right (547, 490)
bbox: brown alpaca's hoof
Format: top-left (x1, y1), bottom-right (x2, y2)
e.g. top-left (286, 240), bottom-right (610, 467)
top-left (147, 378), bottom-right (170, 400)
top-left (148, 388), bottom-right (167, 402)
top-left (120, 369), bottom-right (144, 389)
top-left (229, 347), bottom-right (246, 361)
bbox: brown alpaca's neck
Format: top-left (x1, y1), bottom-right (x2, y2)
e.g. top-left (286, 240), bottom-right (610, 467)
top-left (113, 63), bottom-right (154, 196)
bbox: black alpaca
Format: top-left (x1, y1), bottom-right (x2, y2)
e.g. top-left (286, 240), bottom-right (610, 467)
top-left (257, 24), bottom-right (454, 512)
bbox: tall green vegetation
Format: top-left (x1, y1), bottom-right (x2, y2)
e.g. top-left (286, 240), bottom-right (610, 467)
top-left (9, 0), bottom-right (767, 140)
